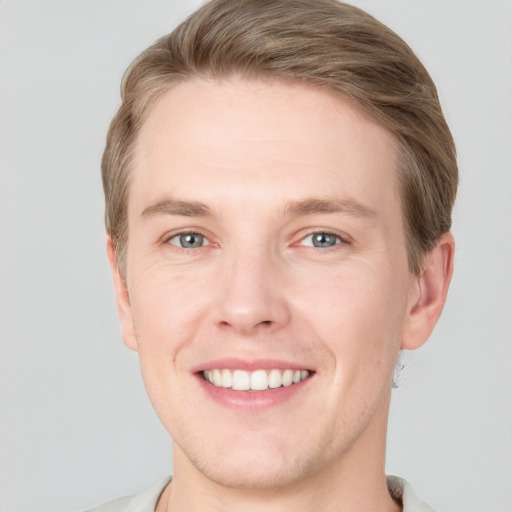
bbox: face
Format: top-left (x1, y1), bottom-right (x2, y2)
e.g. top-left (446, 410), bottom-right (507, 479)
top-left (114, 77), bottom-right (421, 489)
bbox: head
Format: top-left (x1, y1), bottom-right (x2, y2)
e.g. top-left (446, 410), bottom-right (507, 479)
top-left (102, 0), bottom-right (457, 496)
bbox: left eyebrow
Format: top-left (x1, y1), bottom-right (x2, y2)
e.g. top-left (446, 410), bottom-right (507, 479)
top-left (283, 197), bottom-right (377, 219)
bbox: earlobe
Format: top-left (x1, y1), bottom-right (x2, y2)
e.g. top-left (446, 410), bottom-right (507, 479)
top-left (106, 236), bottom-right (138, 351)
top-left (401, 232), bottom-right (455, 350)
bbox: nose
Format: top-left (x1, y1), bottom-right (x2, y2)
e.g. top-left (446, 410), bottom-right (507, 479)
top-left (214, 247), bottom-right (291, 336)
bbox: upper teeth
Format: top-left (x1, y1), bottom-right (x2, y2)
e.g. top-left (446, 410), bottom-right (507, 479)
top-left (203, 369), bottom-right (310, 391)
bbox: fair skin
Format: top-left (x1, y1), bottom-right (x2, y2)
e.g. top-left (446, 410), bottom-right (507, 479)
top-left (108, 77), bottom-right (454, 512)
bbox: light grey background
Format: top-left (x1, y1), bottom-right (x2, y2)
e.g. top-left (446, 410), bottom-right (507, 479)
top-left (1, 1), bottom-right (510, 511)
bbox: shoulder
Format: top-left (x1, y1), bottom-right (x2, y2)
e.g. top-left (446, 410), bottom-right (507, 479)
top-left (84, 477), bottom-right (171, 512)
top-left (387, 476), bottom-right (437, 512)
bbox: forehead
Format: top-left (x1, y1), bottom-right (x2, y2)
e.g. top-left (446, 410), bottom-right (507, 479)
top-left (132, 77), bottom-right (400, 220)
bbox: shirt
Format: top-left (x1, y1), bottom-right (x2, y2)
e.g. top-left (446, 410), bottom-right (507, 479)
top-left (85, 475), bottom-right (436, 511)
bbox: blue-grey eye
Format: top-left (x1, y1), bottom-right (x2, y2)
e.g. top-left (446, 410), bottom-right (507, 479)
top-left (302, 232), bottom-right (340, 248)
top-left (169, 233), bottom-right (206, 248)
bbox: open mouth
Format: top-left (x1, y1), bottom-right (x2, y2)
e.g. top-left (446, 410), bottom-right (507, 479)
top-left (201, 368), bottom-right (311, 391)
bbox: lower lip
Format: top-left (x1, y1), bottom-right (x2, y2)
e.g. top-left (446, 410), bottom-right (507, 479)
top-left (195, 374), bottom-right (311, 411)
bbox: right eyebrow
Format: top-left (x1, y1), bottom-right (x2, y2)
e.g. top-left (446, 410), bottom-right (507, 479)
top-left (140, 198), bottom-right (213, 219)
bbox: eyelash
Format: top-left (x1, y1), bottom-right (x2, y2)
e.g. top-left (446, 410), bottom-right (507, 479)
top-left (164, 228), bottom-right (348, 253)
top-left (296, 230), bottom-right (347, 250)
top-left (165, 230), bottom-right (213, 251)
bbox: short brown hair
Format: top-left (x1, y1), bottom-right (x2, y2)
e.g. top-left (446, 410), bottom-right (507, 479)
top-left (102, 0), bottom-right (457, 276)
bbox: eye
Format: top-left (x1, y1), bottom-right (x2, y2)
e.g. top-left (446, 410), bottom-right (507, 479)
top-left (300, 232), bottom-right (342, 248)
top-left (168, 232), bottom-right (207, 249)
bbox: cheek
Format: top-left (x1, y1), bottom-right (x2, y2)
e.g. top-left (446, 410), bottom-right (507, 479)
top-left (294, 263), bottom-right (407, 371)
top-left (126, 269), bottom-right (208, 426)
top-left (127, 265), bottom-right (210, 357)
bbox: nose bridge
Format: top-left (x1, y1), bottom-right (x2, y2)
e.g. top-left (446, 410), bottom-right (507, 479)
top-left (215, 241), bottom-right (289, 334)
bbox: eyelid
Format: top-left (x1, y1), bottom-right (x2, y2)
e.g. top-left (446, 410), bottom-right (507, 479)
top-left (295, 229), bottom-right (350, 247)
top-left (168, 233), bottom-right (206, 248)
top-left (160, 227), bottom-right (349, 249)
top-left (163, 228), bottom-right (216, 247)
top-left (300, 233), bottom-right (340, 248)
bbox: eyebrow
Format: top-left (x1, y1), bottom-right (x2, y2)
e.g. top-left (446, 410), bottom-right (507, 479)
top-left (283, 197), bottom-right (377, 219)
top-left (140, 196), bottom-right (376, 220)
top-left (140, 198), bottom-right (212, 219)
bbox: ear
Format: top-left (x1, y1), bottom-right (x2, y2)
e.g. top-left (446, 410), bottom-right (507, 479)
top-left (106, 235), bottom-right (138, 351)
top-left (401, 232), bottom-right (455, 350)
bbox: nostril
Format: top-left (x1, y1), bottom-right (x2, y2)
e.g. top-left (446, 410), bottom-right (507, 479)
top-left (217, 319), bottom-right (274, 336)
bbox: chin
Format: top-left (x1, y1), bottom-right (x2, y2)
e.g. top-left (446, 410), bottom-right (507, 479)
top-left (191, 452), bottom-right (315, 490)
top-left (175, 429), bottom-right (340, 491)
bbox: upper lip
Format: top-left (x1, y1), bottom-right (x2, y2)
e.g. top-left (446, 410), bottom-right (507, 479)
top-left (191, 358), bottom-right (313, 373)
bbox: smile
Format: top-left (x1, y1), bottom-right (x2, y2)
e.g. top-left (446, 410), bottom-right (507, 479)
top-left (202, 368), bottom-right (310, 391)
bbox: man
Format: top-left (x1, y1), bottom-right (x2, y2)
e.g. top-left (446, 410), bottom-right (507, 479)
top-left (90, 0), bottom-right (457, 510)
